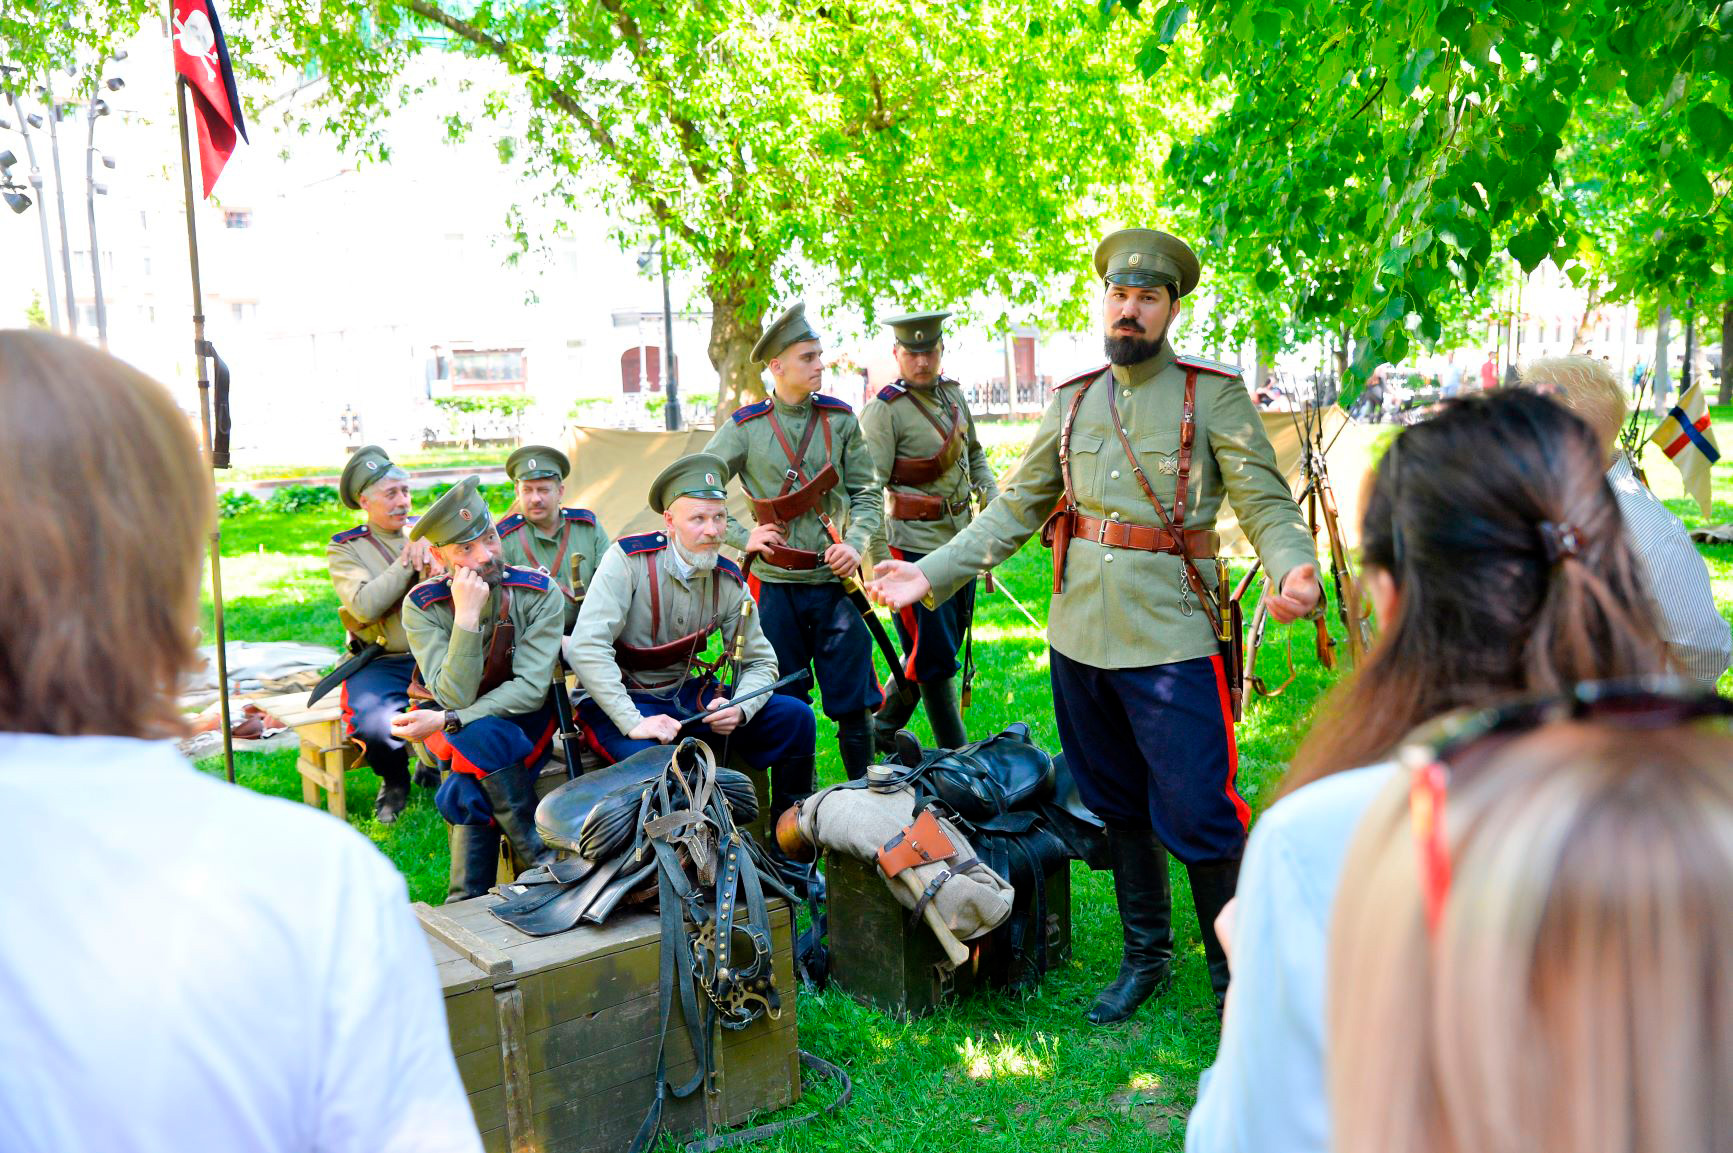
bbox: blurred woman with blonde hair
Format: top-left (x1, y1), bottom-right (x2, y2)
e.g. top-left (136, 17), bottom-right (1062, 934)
top-left (1331, 688), bottom-right (1733, 1153)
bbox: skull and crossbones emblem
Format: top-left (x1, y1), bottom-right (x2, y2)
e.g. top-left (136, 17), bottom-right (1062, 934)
top-left (174, 8), bottom-right (219, 84)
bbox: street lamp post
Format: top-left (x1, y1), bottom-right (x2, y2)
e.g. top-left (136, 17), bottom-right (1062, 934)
top-left (637, 240), bottom-right (681, 431)
top-left (1, 73), bottom-right (62, 332)
top-left (84, 75), bottom-right (122, 351)
top-left (40, 75), bottom-right (79, 338)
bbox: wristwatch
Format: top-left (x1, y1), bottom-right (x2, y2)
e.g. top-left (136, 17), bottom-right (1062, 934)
top-left (442, 711), bottom-right (464, 734)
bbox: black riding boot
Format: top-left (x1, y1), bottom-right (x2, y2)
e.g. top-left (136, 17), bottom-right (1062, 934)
top-left (1086, 827), bottom-right (1174, 1025)
top-left (1187, 859), bottom-right (1241, 1014)
top-left (919, 675), bottom-right (969, 751)
top-left (447, 822), bottom-right (501, 902)
top-left (836, 709), bottom-right (876, 781)
top-left (872, 690), bottom-right (921, 755)
top-left (480, 761), bottom-right (554, 871)
top-left (770, 755), bottom-right (817, 820)
top-left (370, 743), bottom-right (411, 824)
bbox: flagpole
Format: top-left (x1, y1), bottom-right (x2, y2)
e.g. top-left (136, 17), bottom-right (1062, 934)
top-left (176, 71), bottom-right (236, 785)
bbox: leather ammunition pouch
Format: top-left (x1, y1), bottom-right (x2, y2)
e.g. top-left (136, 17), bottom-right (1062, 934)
top-left (886, 490), bottom-right (969, 522)
top-left (749, 463), bottom-right (838, 525)
top-left (760, 542), bottom-right (824, 570)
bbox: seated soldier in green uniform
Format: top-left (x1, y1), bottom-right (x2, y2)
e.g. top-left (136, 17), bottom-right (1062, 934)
top-left (324, 445), bottom-right (444, 823)
top-left (564, 453), bottom-right (818, 844)
top-left (861, 311), bottom-right (999, 752)
top-left (391, 476), bottom-right (566, 901)
top-left (496, 444), bottom-right (609, 633)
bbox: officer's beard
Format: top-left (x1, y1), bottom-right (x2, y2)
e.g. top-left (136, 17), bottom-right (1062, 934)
top-left (474, 558), bottom-right (507, 587)
top-left (674, 537), bottom-right (720, 573)
top-left (1104, 320), bottom-right (1165, 365)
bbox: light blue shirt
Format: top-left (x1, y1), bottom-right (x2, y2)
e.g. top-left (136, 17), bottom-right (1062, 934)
top-left (1185, 762), bottom-right (1396, 1153)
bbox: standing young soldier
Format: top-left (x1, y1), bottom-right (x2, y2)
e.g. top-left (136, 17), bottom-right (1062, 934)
top-left (496, 444), bottom-right (609, 633)
top-left (325, 445), bottom-right (443, 823)
top-left (860, 311), bottom-right (998, 751)
top-left (705, 303), bottom-right (887, 780)
top-left (869, 231), bottom-right (1321, 1019)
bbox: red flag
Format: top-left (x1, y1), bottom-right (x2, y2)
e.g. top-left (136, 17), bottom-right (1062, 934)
top-left (172, 0), bottom-right (249, 197)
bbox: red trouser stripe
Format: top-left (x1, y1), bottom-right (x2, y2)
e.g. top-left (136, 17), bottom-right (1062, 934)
top-left (888, 545), bottom-right (922, 682)
top-left (1209, 653), bottom-right (1251, 830)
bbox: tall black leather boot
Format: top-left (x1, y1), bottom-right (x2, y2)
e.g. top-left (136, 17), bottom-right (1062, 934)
top-left (836, 709), bottom-right (876, 781)
top-left (770, 755), bottom-right (816, 819)
top-left (479, 761), bottom-right (554, 871)
top-left (919, 675), bottom-right (969, 751)
top-left (370, 742), bottom-right (411, 824)
top-left (447, 823), bottom-right (502, 902)
top-left (1187, 858), bottom-right (1242, 1014)
top-left (872, 690), bottom-right (921, 755)
top-left (1085, 827), bottom-right (1174, 1025)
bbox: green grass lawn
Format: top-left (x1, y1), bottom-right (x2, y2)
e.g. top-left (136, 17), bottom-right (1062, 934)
top-left (196, 408), bottom-right (1733, 1152)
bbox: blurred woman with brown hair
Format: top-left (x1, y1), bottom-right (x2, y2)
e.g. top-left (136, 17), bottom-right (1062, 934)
top-left (1331, 703), bottom-right (1733, 1153)
top-left (0, 332), bottom-right (481, 1153)
top-left (1186, 389), bottom-right (1667, 1153)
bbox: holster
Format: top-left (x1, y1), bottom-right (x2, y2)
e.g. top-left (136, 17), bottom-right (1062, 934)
top-left (760, 542), bottom-right (824, 570)
top-left (1221, 591), bottom-right (1245, 722)
top-left (886, 490), bottom-right (959, 522)
top-left (749, 463), bottom-right (838, 524)
top-left (876, 809), bottom-right (957, 878)
top-left (1040, 502), bottom-right (1073, 594)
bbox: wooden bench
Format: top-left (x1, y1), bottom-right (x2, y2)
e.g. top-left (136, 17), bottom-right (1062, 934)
top-left (250, 690), bottom-right (363, 821)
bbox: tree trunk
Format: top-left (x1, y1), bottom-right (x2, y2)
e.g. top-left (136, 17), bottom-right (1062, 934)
top-left (1653, 306), bottom-right (1672, 419)
top-left (1569, 282), bottom-right (1602, 354)
top-left (1720, 300), bottom-right (1732, 406)
top-left (707, 285), bottom-right (768, 423)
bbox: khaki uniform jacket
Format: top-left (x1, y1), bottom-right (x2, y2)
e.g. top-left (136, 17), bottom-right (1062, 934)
top-left (704, 392), bottom-right (883, 585)
top-left (497, 508), bottom-right (610, 632)
top-left (402, 567), bottom-right (564, 725)
top-left (860, 378), bottom-right (1000, 556)
top-left (326, 523), bottom-right (419, 652)
top-left (918, 344), bottom-right (1317, 669)
top-left (564, 533), bottom-right (780, 735)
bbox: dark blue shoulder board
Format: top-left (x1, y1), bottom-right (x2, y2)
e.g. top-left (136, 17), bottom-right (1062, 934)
top-left (331, 525), bottom-right (370, 544)
top-left (409, 580), bottom-right (452, 609)
top-left (877, 383), bottom-right (908, 402)
top-left (618, 531), bottom-right (669, 556)
top-left (813, 394), bottom-right (853, 413)
top-left (496, 512), bottom-right (526, 537)
top-left (501, 567), bottom-right (553, 592)
top-left (716, 556), bottom-right (745, 585)
top-left (562, 508), bottom-right (597, 525)
top-left (731, 398), bottom-right (774, 424)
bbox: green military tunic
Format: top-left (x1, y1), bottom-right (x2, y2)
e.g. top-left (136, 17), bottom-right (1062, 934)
top-left (497, 508), bottom-right (610, 631)
top-left (565, 536), bottom-right (779, 735)
top-left (704, 392), bottom-right (883, 585)
top-left (917, 343), bottom-right (1317, 669)
top-left (860, 377), bottom-right (999, 557)
top-left (402, 568), bottom-right (564, 724)
top-left (325, 522), bottom-right (420, 652)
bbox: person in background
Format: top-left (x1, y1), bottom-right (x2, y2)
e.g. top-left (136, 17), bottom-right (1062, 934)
top-left (1523, 355), bottom-right (1730, 687)
top-left (1184, 389), bottom-right (1663, 1153)
top-left (1330, 704), bottom-right (1733, 1153)
top-left (0, 330), bottom-right (480, 1153)
top-left (1439, 351), bottom-right (1462, 398)
top-left (1480, 352), bottom-right (1498, 391)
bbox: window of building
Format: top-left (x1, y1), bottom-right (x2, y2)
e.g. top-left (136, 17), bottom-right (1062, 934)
top-left (620, 347), bottom-right (662, 393)
top-left (451, 348), bottom-right (527, 387)
top-left (223, 209), bottom-right (252, 230)
top-left (230, 301), bottom-right (256, 323)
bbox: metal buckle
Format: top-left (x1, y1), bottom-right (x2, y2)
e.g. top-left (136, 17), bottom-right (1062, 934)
top-left (1095, 517), bottom-right (1111, 544)
top-left (784, 468), bottom-right (800, 486)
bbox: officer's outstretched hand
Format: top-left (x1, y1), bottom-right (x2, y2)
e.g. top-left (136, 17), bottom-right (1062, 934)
top-left (1263, 563), bottom-right (1323, 623)
top-left (867, 559), bottom-right (931, 610)
top-left (627, 713), bottom-right (683, 743)
top-left (823, 542), bottom-right (861, 579)
top-left (450, 565), bottom-right (490, 630)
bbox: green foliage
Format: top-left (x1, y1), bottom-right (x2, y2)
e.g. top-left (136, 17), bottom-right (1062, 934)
top-left (218, 489), bottom-right (262, 518)
top-left (23, 295), bottom-right (48, 330)
top-left (431, 394), bottom-right (534, 417)
top-left (265, 484), bottom-right (341, 514)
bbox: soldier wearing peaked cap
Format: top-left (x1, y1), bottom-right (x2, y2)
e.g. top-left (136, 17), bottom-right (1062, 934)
top-left (323, 445), bottom-right (444, 823)
top-left (868, 229), bottom-right (1322, 1020)
top-left (565, 453), bottom-right (818, 827)
top-left (704, 302), bottom-right (888, 781)
top-left (391, 476), bottom-right (566, 900)
top-left (497, 444), bottom-right (610, 633)
top-left (860, 310), bottom-right (999, 752)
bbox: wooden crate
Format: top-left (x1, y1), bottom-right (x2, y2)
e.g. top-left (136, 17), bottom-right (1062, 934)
top-left (417, 892), bottom-right (800, 1153)
top-left (827, 851), bottom-right (1072, 1019)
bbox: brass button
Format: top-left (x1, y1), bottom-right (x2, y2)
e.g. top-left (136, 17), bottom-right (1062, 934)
top-left (1110, 469), bottom-right (1121, 479)
top-left (1110, 511), bottom-right (1120, 520)
top-left (1122, 388), bottom-right (1131, 397)
top-left (1104, 553), bottom-right (1115, 563)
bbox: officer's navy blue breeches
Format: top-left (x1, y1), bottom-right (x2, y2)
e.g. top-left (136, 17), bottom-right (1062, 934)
top-left (339, 653), bottom-right (414, 787)
top-left (886, 547), bottom-right (975, 683)
top-left (427, 705), bottom-right (556, 826)
top-left (576, 680), bottom-right (818, 811)
top-left (753, 579), bottom-right (883, 717)
top-left (1049, 648), bottom-right (1250, 865)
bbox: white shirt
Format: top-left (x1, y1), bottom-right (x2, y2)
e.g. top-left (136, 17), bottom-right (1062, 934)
top-left (1185, 763), bottom-right (1394, 1153)
top-left (0, 733), bottom-right (483, 1153)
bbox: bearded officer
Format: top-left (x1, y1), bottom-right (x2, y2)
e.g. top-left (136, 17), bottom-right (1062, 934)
top-left (325, 445), bottom-right (443, 823)
top-left (392, 476), bottom-right (564, 901)
top-left (705, 303), bottom-right (887, 780)
top-left (860, 311), bottom-right (998, 752)
top-left (496, 444), bottom-right (609, 633)
top-left (869, 230), bottom-right (1321, 1020)
top-left (565, 453), bottom-right (817, 821)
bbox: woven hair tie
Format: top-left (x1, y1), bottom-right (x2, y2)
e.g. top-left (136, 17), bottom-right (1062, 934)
top-left (1538, 520), bottom-right (1581, 565)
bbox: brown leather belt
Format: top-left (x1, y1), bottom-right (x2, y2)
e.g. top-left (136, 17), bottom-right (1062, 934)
top-left (886, 490), bottom-right (970, 522)
top-left (1069, 512), bottom-right (1218, 557)
top-left (760, 542), bottom-right (824, 570)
